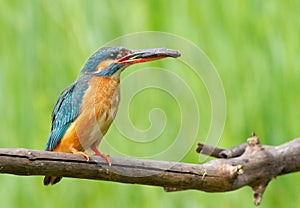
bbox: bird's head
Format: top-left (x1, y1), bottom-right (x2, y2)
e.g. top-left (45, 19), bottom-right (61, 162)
top-left (81, 46), bottom-right (180, 77)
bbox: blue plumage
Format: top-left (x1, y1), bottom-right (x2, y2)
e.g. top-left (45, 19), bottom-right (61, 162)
top-left (44, 76), bottom-right (91, 151)
top-left (94, 63), bottom-right (126, 77)
top-left (43, 46), bottom-right (180, 185)
top-left (81, 47), bottom-right (126, 73)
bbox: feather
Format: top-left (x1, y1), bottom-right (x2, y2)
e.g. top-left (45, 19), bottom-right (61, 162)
top-left (44, 76), bottom-right (91, 151)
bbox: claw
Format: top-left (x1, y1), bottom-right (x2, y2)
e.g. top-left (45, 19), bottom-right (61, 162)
top-left (71, 148), bottom-right (90, 161)
top-left (91, 145), bottom-right (111, 166)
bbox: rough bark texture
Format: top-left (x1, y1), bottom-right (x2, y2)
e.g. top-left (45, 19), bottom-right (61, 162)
top-left (0, 134), bottom-right (299, 206)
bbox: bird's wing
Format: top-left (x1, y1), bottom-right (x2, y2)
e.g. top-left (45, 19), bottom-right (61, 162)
top-left (44, 78), bottom-right (89, 151)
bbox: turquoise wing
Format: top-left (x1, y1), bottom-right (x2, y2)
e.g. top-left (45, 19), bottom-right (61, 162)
top-left (44, 76), bottom-right (90, 151)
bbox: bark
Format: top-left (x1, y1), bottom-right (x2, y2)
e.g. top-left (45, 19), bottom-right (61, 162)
top-left (0, 134), bottom-right (299, 206)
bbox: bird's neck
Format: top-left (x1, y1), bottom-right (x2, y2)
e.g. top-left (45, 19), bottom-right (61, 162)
top-left (89, 75), bottom-right (120, 98)
top-left (91, 64), bottom-right (125, 78)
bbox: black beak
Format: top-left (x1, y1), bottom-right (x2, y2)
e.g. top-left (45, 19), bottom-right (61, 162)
top-left (117, 48), bottom-right (181, 64)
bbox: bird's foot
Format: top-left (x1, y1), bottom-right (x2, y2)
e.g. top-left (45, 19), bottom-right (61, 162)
top-left (91, 145), bottom-right (111, 166)
top-left (71, 148), bottom-right (90, 161)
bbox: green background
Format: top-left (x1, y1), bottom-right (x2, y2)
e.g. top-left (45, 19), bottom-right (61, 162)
top-left (1, 0), bottom-right (300, 207)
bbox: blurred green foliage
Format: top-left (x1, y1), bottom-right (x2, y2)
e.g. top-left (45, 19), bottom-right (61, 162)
top-left (0, 0), bottom-right (300, 207)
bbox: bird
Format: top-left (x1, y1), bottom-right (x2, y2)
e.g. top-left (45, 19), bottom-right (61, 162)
top-left (43, 46), bottom-right (180, 185)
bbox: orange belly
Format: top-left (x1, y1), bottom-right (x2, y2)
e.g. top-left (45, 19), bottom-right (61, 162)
top-left (53, 76), bottom-right (120, 153)
top-left (52, 123), bottom-right (83, 152)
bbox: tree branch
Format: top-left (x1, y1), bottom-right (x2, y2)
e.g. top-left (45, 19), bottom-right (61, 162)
top-left (0, 134), bottom-right (299, 206)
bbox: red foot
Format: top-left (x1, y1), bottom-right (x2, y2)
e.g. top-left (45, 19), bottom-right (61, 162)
top-left (91, 145), bottom-right (111, 166)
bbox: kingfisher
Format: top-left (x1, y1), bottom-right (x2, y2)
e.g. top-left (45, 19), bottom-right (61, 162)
top-left (43, 46), bottom-right (180, 185)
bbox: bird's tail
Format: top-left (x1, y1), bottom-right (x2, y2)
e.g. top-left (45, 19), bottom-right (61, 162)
top-left (43, 176), bottom-right (62, 185)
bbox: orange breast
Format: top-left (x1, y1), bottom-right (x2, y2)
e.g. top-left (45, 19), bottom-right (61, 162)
top-left (53, 76), bottom-right (120, 153)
